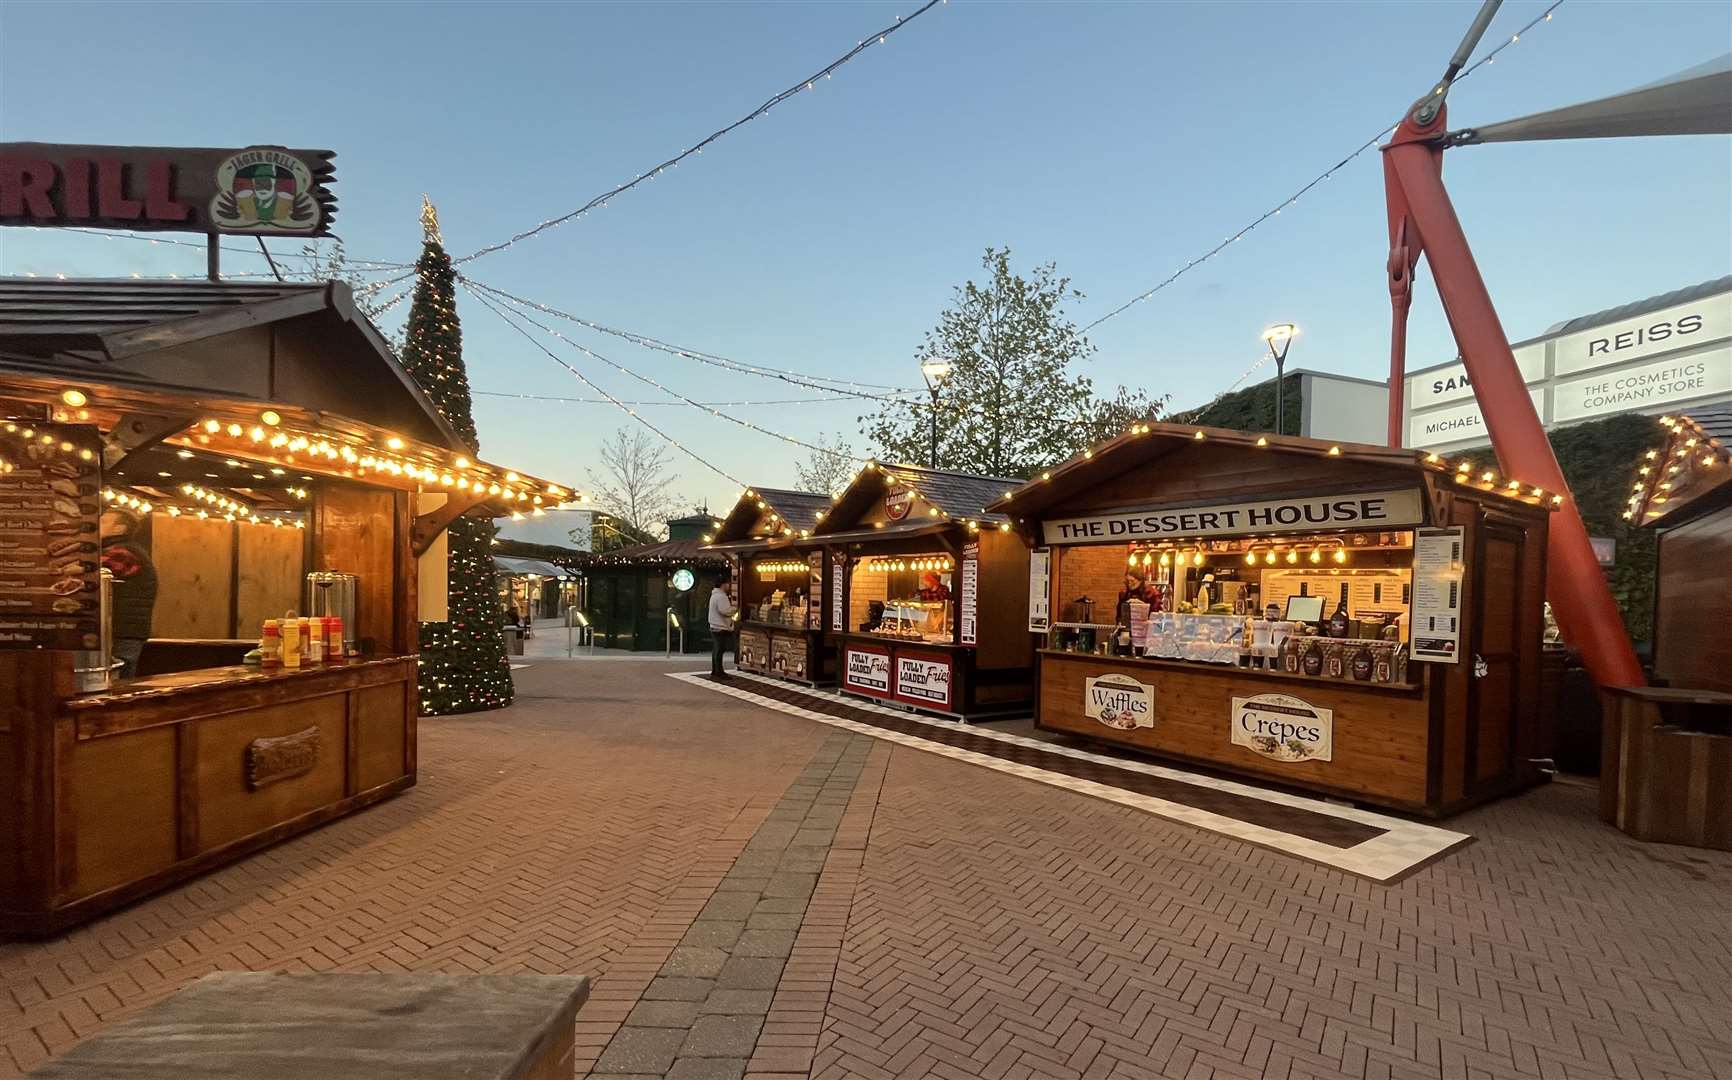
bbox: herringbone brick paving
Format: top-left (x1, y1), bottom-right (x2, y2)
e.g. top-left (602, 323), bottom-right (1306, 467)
top-left (815, 748), bottom-right (1732, 1080)
top-left (0, 663), bottom-right (825, 1077)
top-left (7, 659), bottom-right (1731, 1080)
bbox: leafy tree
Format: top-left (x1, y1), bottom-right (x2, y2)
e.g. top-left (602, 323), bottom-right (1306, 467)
top-left (862, 247), bottom-right (1146, 478)
top-left (1079, 384), bottom-right (1170, 447)
top-left (793, 432), bottom-right (858, 496)
top-left (587, 427), bottom-right (686, 541)
top-left (399, 199), bottom-right (512, 715)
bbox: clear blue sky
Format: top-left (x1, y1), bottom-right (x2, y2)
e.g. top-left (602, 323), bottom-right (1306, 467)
top-left (3, 1), bottom-right (1729, 514)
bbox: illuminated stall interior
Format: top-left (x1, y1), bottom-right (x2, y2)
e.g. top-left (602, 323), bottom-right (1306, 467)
top-left (0, 278), bottom-right (576, 935)
top-left (705, 486), bottom-right (834, 683)
top-left (848, 551), bottom-right (958, 642)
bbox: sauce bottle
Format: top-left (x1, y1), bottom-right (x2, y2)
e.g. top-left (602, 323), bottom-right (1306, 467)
top-left (306, 616), bottom-right (325, 663)
top-left (327, 615), bottom-right (346, 659)
top-left (281, 612), bottom-right (302, 669)
top-left (260, 620), bottom-right (281, 667)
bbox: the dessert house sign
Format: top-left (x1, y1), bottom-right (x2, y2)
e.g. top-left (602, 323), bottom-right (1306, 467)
top-left (1040, 488), bottom-right (1425, 546)
top-left (0, 143), bottom-right (337, 236)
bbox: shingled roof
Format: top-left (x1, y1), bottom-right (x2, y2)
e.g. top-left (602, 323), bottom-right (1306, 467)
top-left (872, 463), bottom-right (1022, 522)
top-left (711, 486), bottom-right (832, 543)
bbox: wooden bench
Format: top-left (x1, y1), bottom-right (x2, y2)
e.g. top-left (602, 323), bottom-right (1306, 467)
top-left (27, 972), bottom-right (590, 1079)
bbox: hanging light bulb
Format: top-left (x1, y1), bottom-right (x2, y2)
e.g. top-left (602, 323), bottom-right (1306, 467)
top-left (1158, 552), bottom-right (1170, 568)
top-left (1265, 551), bottom-right (1277, 565)
top-left (1309, 547), bottom-right (1322, 564)
top-left (1192, 551), bottom-right (1204, 567)
top-left (1245, 550), bottom-right (1257, 565)
top-left (1286, 549), bottom-right (1299, 564)
top-left (1333, 547), bottom-right (1348, 564)
top-left (1141, 552), bottom-right (1152, 567)
top-left (1128, 552), bottom-right (1138, 567)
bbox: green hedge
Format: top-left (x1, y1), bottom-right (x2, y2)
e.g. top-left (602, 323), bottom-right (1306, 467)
top-left (1173, 374), bottom-right (1304, 436)
top-left (1446, 412), bottom-right (1667, 644)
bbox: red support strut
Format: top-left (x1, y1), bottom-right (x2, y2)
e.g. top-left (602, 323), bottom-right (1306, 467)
top-left (1382, 106), bottom-right (1645, 689)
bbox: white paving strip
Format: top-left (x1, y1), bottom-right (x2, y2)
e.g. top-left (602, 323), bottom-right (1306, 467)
top-left (671, 670), bottom-right (1471, 884)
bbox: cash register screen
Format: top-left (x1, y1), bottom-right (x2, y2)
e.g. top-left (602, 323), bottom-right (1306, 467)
top-left (1284, 595), bottom-right (1325, 623)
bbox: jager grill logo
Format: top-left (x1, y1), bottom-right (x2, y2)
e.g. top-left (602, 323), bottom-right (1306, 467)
top-left (211, 148), bottom-right (320, 232)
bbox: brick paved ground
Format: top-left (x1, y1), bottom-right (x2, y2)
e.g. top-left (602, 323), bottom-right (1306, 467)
top-left (5, 660), bottom-right (1732, 1079)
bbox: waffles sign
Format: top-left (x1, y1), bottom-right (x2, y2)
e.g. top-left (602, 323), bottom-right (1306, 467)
top-left (0, 142), bottom-right (336, 236)
top-left (1084, 673), bottom-right (1154, 730)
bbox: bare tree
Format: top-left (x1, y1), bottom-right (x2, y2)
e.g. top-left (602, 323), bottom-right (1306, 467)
top-left (586, 427), bottom-right (686, 540)
top-left (793, 432), bottom-right (858, 496)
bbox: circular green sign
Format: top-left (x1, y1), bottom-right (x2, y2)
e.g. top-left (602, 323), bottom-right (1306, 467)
top-left (671, 568), bottom-right (696, 592)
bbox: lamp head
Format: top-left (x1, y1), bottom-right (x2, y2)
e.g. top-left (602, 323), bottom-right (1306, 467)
top-left (1261, 323), bottom-right (1297, 345)
top-left (919, 359), bottom-right (952, 386)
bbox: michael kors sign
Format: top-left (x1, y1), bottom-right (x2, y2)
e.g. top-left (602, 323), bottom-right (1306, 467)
top-left (1040, 488), bottom-right (1425, 546)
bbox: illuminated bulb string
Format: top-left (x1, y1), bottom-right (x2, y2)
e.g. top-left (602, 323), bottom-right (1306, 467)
top-left (468, 286), bottom-right (746, 487)
top-left (476, 390), bottom-right (865, 407)
top-left (462, 281), bottom-right (858, 463)
top-left (1082, 0), bottom-right (1566, 334)
top-left (462, 277), bottom-right (918, 395)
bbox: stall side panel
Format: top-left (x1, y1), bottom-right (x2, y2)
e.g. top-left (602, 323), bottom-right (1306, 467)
top-left (974, 530), bottom-right (1032, 671)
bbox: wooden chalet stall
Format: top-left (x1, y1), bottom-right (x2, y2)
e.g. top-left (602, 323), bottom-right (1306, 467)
top-left (705, 487), bottom-right (835, 685)
top-left (1600, 409), bottom-right (1732, 849)
top-left (990, 422), bottom-right (1556, 816)
top-left (819, 463), bottom-right (1033, 720)
top-left (0, 279), bottom-right (573, 935)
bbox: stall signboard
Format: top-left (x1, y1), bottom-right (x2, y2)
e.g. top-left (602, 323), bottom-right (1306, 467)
top-left (808, 553), bottom-right (824, 630)
top-left (884, 487), bottom-right (914, 522)
top-left (1231, 693), bottom-right (1333, 763)
top-left (843, 644), bottom-right (892, 696)
top-left (895, 653), bottom-right (953, 709)
top-left (1, 143), bottom-right (338, 236)
top-left (1411, 527), bottom-right (1465, 663)
top-left (959, 541), bottom-right (979, 645)
top-left (1084, 673), bottom-right (1154, 730)
top-left (772, 635), bottom-right (807, 681)
top-left (830, 553), bottom-right (846, 632)
top-left (1041, 489), bottom-right (1425, 546)
top-left (1028, 548), bottom-right (1051, 632)
top-left (0, 423), bottom-right (103, 649)
top-left (738, 627), bottom-right (771, 672)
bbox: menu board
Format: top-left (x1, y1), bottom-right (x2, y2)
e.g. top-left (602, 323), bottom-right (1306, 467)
top-left (808, 553), bottom-right (824, 630)
top-left (830, 553), bottom-right (846, 632)
top-left (959, 541), bottom-right (979, 646)
top-left (1411, 527), bottom-right (1465, 663)
top-left (1028, 548), bottom-right (1051, 632)
top-left (0, 424), bottom-right (103, 649)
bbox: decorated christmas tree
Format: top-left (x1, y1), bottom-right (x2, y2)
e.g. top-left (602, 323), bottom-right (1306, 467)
top-left (399, 197), bottom-right (513, 714)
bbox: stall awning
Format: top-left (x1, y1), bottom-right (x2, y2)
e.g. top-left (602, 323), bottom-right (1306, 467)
top-left (495, 556), bottom-right (568, 579)
top-left (810, 520), bottom-right (958, 547)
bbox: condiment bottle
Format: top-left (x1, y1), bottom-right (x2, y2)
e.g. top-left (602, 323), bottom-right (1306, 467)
top-left (281, 613), bottom-right (302, 669)
top-left (327, 615), bottom-right (345, 658)
top-left (306, 616), bottom-right (325, 663)
top-left (260, 620), bottom-right (281, 667)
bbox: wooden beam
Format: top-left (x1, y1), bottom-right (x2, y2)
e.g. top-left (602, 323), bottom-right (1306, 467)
top-left (104, 411), bottom-right (196, 472)
top-left (411, 490), bottom-right (488, 557)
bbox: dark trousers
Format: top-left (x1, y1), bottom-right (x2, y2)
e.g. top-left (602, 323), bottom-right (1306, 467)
top-left (710, 629), bottom-right (734, 678)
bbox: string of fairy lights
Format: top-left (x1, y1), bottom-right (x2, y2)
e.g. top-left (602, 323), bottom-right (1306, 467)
top-left (460, 278), bottom-right (920, 396)
top-left (476, 390), bottom-right (866, 406)
top-left (466, 285), bottom-right (748, 488)
top-left (1081, 0), bottom-right (1567, 334)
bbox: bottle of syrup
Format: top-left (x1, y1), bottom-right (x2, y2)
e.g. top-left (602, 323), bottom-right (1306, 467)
top-left (1328, 583), bottom-right (1350, 639)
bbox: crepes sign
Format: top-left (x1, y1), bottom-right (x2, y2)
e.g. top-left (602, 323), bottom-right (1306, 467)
top-left (1042, 488), bottom-right (1425, 546)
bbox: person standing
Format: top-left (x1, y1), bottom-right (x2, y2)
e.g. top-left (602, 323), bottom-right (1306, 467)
top-left (707, 574), bottom-right (737, 681)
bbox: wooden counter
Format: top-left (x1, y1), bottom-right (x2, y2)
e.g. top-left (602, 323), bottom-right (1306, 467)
top-left (736, 621), bottom-right (834, 686)
top-left (1601, 685), bottom-right (1732, 850)
top-left (1039, 649), bottom-right (1500, 816)
top-left (836, 633), bottom-right (1031, 720)
top-left (2, 655), bottom-right (417, 937)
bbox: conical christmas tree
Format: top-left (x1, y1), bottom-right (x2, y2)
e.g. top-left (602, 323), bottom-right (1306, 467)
top-left (400, 197), bottom-right (513, 714)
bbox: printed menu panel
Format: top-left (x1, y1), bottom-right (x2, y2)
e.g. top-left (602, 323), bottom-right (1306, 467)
top-left (0, 423), bottom-right (103, 649)
top-left (1411, 527), bottom-right (1465, 663)
top-left (1028, 548), bottom-right (1051, 632)
top-left (959, 541), bottom-right (979, 646)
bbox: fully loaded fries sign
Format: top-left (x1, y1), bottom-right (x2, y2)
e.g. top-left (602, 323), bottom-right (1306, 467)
top-left (0, 143), bottom-right (337, 235)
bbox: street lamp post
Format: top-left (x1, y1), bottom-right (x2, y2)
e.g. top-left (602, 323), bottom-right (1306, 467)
top-left (919, 358), bottom-right (951, 468)
top-left (1260, 324), bottom-right (1298, 436)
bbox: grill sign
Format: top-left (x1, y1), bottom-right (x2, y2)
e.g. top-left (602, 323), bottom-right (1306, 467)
top-left (1085, 673), bottom-right (1153, 730)
top-left (1231, 693), bottom-right (1333, 763)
